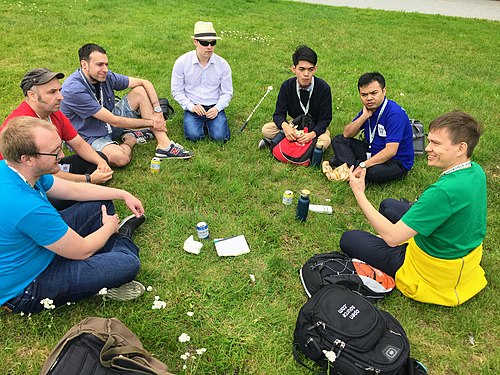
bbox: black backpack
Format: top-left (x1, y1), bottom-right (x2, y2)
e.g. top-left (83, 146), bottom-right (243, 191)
top-left (410, 119), bottom-right (425, 155)
top-left (299, 252), bottom-right (395, 300)
top-left (293, 284), bottom-right (427, 375)
top-left (159, 98), bottom-right (174, 120)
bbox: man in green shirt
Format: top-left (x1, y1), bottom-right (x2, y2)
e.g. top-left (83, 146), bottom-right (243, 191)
top-left (341, 111), bottom-right (487, 306)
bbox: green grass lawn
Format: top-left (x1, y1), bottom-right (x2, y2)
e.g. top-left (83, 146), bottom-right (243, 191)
top-left (0, 0), bottom-right (499, 374)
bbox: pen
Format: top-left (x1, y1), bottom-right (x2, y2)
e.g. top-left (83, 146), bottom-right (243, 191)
top-left (213, 235), bottom-right (241, 243)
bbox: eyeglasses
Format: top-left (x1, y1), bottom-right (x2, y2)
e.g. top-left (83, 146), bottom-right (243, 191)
top-left (33, 146), bottom-right (63, 160)
top-left (197, 40), bottom-right (216, 47)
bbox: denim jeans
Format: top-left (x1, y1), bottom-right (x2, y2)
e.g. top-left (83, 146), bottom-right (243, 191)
top-left (50, 152), bottom-right (109, 211)
top-left (183, 108), bottom-right (230, 142)
top-left (3, 201), bottom-right (140, 314)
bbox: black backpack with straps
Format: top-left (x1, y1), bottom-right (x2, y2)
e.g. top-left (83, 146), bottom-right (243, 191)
top-left (293, 284), bottom-right (427, 375)
top-left (299, 252), bottom-right (396, 301)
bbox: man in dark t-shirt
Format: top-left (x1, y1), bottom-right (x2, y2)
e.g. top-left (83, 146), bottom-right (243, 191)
top-left (258, 45), bottom-right (332, 152)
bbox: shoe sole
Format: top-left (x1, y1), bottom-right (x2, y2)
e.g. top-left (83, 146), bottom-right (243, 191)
top-left (154, 153), bottom-right (193, 159)
top-left (106, 280), bottom-right (145, 301)
top-left (118, 214), bottom-right (141, 230)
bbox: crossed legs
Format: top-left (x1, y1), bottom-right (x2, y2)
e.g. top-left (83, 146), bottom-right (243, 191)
top-left (4, 201), bottom-right (140, 314)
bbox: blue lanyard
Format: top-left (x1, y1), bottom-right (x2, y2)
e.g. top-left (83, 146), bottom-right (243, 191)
top-left (367, 98), bottom-right (388, 146)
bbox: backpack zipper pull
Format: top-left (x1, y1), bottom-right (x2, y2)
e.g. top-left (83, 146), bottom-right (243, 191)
top-left (311, 262), bottom-right (324, 269)
top-left (307, 321), bottom-right (326, 331)
top-left (333, 339), bottom-right (346, 357)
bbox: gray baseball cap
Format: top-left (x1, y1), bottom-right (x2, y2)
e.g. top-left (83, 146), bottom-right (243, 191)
top-left (20, 68), bottom-right (64, 96)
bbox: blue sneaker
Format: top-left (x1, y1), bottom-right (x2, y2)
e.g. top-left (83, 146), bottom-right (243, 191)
top-left (155, 142), bottom-right (193, 159)
top-left (121, 129), bottom-right (155, 144)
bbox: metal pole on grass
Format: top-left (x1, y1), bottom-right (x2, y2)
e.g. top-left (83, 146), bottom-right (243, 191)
top-left (239, 86), bottom-right (273, 132)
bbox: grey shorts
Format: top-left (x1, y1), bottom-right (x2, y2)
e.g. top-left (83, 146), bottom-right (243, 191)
top-left (90, 134), bottom-right (118, 152)
top-left (89, 95), bottom-right (142, 151)
top-left (112, 95), bottom-right (141, 118)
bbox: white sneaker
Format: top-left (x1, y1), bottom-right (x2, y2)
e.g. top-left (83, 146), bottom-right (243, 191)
top-left (106, 280), bottom-right (145, 301)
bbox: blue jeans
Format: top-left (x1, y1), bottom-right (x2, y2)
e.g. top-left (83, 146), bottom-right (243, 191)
top-left (183, 108), bottom-right (230, 142)
top-left (3, 201), bottom-right (140, 314)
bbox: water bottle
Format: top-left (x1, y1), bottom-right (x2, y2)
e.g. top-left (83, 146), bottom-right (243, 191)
top-left (296, 189), bottom-right (311, 222)
top-left (310, 145), bottom-right (323, 168)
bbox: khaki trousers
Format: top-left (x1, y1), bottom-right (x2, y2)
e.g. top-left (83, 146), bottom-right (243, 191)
top-left (261, 122), bottom-right (331, 150)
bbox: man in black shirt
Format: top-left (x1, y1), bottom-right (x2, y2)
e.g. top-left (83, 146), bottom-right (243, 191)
top-left (258, 45), bottom-right (332, 150)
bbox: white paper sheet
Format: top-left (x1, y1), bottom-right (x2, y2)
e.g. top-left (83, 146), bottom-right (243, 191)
top-left (214, 235), bottom-right (250, 257)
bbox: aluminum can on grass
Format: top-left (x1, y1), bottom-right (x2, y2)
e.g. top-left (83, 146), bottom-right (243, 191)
top-left (282, 190), bottom-right (294, 205)
top-left (150, 157), bottom-right (161, 174)
top-left (196, 222), bottom-right (209, 239)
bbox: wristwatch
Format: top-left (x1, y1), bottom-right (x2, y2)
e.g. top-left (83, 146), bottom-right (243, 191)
top-left (359, 161), bottom-right (367, 169)
top-left (153, 105), bottom-right (162, 113)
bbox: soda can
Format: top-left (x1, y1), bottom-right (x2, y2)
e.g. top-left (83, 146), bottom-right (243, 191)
top-left (196, 222), bottom-right (209, 239)
top-left (282, 190), bottom-right (294, 205)
top-left (150, 157), bottom-right (161, 174)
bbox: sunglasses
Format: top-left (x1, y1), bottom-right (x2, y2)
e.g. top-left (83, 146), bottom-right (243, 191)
top-left (197, 40), bottom-right (217, 47)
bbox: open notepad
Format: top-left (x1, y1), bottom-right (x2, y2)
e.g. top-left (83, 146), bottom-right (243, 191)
top-left (214, 235), bottom-right (250, 257)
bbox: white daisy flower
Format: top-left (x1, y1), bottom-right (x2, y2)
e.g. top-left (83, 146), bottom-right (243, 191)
top-left (178, 333), bottom-right (190, 343)
top-left (323, 349), bottom-right (337, 363)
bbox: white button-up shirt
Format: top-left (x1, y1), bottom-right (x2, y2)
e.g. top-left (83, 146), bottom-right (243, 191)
top-left (171, 50), bottom-right (233, 112)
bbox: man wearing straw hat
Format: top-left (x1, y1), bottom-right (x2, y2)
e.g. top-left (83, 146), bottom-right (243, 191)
top-left (171, 21), bottom-right (233, 142)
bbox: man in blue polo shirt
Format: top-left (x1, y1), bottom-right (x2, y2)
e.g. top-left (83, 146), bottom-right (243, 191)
top-left (329, 72), bottom-right (414, 183)
top-left (61, 43), bottom-right (192, 167)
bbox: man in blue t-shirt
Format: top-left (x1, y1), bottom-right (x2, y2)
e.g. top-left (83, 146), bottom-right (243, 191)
top-left (330, 72), bottom-right (414, 183)
top-left (61, 43), bottom-right (192, 167)
top-left (0, 117), bottom-right (147, 314)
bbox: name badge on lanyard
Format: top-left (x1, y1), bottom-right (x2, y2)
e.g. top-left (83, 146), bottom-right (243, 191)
top-left (296, 76), bottom-right (315, 115)
top-left (79, 69), bottom-right (112, 134)
top-left (367, 98), bottom-right (388, 158)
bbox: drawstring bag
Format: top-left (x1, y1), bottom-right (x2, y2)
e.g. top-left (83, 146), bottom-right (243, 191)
top-left (270, 114), bottom-right (317, 166)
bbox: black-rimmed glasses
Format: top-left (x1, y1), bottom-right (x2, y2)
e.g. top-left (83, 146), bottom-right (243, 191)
top-left (32, 146), bottom-right (63, 160)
